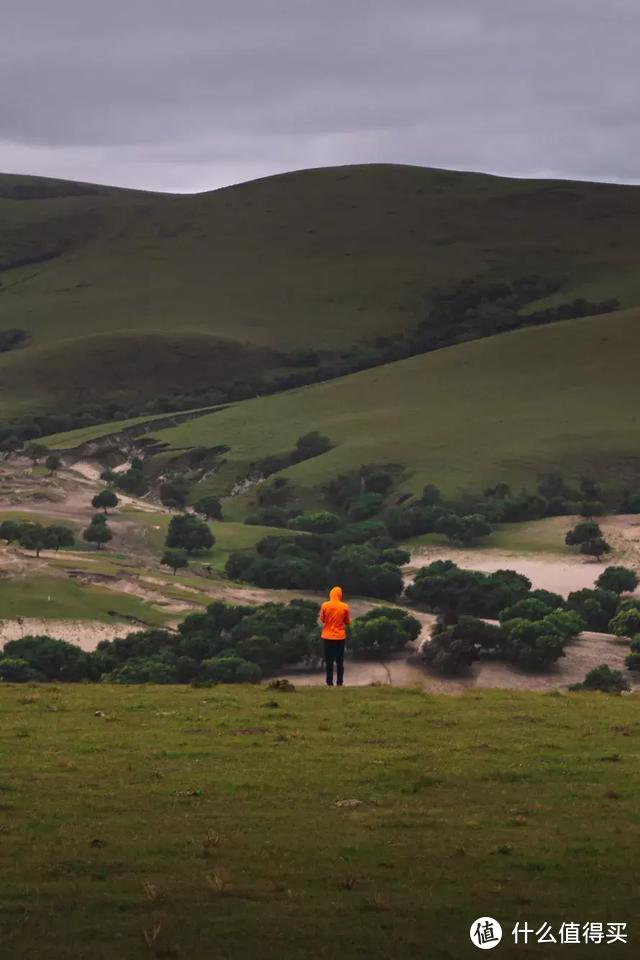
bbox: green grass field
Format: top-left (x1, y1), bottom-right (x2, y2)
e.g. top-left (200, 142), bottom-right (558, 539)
top-left (3, 163), bottom-right (640, 415)
top-left (405, 517), bottom-right (572, 555)
top-left (89, 307), bottom-right (640, 505)
top-left (122, 510), bottom-right (293, 573)
top-left (0, 683), bottom-right (637, 959)
top-left (0, 575), bottom-right (168, 624)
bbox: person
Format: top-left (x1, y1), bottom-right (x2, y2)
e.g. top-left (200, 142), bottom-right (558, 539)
top-left (319, 585), bottom-right (350, 686)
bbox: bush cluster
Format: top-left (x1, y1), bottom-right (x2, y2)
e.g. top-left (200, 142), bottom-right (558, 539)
top-left (412, 559), bottom-right (640, 675)
top-left (227, 522), bottom-right (404, 600)
top-left (0, 519), bottom-right (74, 556)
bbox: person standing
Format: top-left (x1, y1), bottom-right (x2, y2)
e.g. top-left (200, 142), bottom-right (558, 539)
top-left (320, 585), bottom-right (350, 686)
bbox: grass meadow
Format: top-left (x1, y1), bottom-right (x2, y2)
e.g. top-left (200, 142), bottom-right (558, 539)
top-left (0, 684), bottom-right (638, 959)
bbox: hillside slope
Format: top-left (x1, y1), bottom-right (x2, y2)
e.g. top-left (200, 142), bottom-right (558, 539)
top-left (2, 164), bottom-right (640, 415)
top-left (46, 306), bottom-right (640, 501)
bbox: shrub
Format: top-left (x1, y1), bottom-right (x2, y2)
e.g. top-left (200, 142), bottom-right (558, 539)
top-left (200, 657), bottom-right (262, 683)
top-left (193, 495), bottom-right (223, 520)
top-left (435, 513), bottom-right (492, 545)
top-left (0, 657), bottom-right (42, 682)
top-left (625, 637), bottom-right (640, 671)
top-left (500, 615), bottom-right (571, 669)
top-left (573, 664), bottom-right (630, 693)
top-left (609, 605), bottom-right (640, 638)
top-left (245, 506), bottom-right (291, 527)
top-left (566, 588), bottom-right (619, 632)
top-left (160, 476), bottom-right (191, 509)
top-left (380, 547), bottom-right (411, 566)
top-left (288, 512), bottom-right (341, 534)
top-left (292, 431), bottom-right (332, 462)
top-left (3, 635), bottom-right (92, 681)
top-left (499, 597), bottom-right (558, 623)
top-left (350, 608), bottom-right (421, 658)
top-left (106, 656), bottom-right (177, 684)
top-left (347, 493), bottom-right (384, 522)
top-left (422, 617), bottom-right (488, 674)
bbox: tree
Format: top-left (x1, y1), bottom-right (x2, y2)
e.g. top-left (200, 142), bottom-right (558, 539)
top-left (44, 525), bottom-right (75, 551)
top-left (596, 566), bottom-right (638, 596)
top-left (165, 515), bottom-right (215, 554)
top-left (45, 454), bottom-right (62, 474)
top-left (83, 522), bottom-right (113, 550)
top-left (162, 548), bottom-right (189, 574)
top-left (193, 495), bottom-right (222, 521)
top-left (100, 468), bottom-right (116, 484)
top-left (0, 520), bottom-right (21, 543)
top-left (18, 524), bottom-right (47, 557)
top-left (160, 475), bottom-right (191, 509)
top-left (579, 537), bottom-right (611, 561)
top-left (91, 489), bottom-right (119, 514)
top-left (565, 521), bottom-right (602, 547)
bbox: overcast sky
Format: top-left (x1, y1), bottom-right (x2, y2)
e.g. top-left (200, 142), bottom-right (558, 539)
top-left (2, 0), bottom-right (638, 193)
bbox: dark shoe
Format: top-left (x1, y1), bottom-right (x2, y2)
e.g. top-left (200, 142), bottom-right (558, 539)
top-left (326, 681), bottom-right (334, 686)
top-left (337, 682), bottom-right (343, 686)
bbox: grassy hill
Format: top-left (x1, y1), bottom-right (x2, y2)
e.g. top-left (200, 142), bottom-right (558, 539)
top-left (3, 164), bottom-right (640, 415)
top-left (45, 305), bottom-right (637, 508)
top-left (0, 682), bottom-right (637, 959)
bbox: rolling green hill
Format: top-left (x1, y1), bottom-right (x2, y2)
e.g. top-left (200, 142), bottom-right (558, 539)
top-left (3, 164), bottom-right (640, 416)
top-left (46, 306), bottom-right (640, 505)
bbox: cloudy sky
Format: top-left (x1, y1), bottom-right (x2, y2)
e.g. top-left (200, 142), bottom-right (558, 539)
top-left (2, 0), bottom-right (638, 193)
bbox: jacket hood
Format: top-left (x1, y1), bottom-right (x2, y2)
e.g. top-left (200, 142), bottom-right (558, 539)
top-left (329, 586), bottom-right (343, 602)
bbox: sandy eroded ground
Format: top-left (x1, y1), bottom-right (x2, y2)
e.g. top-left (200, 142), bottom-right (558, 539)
top-left (1, 455), bottom-right (640, 691)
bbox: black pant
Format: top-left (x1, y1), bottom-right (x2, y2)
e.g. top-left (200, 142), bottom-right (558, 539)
top-left (323, 640), bottom-right (345, 686)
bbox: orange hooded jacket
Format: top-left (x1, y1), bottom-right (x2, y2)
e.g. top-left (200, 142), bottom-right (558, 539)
top-left (320, 586), bottom-right (351, 641)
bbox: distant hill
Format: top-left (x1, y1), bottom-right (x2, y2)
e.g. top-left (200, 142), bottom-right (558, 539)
top-left (2, 163), bottom-right (640, 417)
top-left (46, 306), bottom-right (640, 503)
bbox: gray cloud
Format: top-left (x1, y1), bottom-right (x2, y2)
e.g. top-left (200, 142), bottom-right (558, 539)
top-left (1, 0), bottom-right (639, 191)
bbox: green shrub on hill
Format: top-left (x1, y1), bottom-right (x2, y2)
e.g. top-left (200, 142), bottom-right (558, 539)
top-left (350, 608), bottom-right (421, 659)
top-left (571, 664), bottom-right (630, 693)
